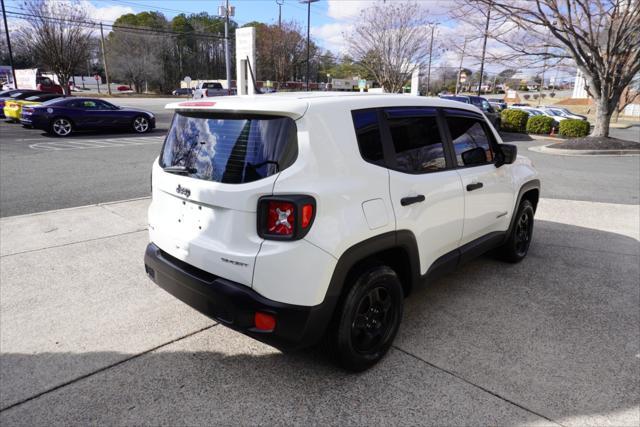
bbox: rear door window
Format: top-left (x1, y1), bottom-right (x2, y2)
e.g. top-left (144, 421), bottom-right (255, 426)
top-left (160, 112), bottom-right (298, 184)
top-left (385, 107), bottom-right (448, 173)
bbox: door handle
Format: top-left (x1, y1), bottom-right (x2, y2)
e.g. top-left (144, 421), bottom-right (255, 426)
top-left (466, 182), bottom-right (483, 191)
top-left (400, 195), bottom-right (425, 206)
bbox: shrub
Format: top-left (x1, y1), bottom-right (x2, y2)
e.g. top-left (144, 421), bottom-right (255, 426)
top-left (559, 119), bottom-right (591, 137)
top-left (523, 94), bottom-right (531, 100)
top-left (501, 109), bottom-right (529, 133)
top-left (526, 115), bottom-right (555, 134)
top-left (533, 94), bottom-right (539, 100)
top-left (549, 92), bottom-right (556, 98)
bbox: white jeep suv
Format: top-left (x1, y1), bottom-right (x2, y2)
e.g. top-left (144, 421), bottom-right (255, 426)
top-left (144, 93), bottom-right (540, 371)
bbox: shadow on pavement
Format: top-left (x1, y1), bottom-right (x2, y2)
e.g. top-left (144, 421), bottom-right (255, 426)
top-left (499, 132), bottom-right (536, 142)
top-left (0, 220), bottom-right (638, 426)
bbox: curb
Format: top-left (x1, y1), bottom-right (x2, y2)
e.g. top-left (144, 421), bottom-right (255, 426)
top-left (529, 144), bottom-right (640, 157)
top-left (0, 196), bottom-right (151, 220)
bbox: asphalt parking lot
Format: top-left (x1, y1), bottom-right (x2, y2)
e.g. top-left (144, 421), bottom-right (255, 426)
top-left (0, 98), bottom-right (639, 425)
top-left (0, 196), bottom-right (638, 425)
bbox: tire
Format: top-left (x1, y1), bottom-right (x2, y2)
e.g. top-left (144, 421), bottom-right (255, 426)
top-left (497, 199), bottom-right (535, 263)
top-left (330, 265), bottom-right (404, 372)
top-left (50, 117), bottom-right (73, 137)
top-left (132, 115), bottom-right (150, 133)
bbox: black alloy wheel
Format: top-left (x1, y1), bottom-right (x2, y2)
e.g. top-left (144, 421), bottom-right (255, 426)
top-left (331, 265), bottom-right (404, 372)
top-left (498, 199), bottom-right (535, 263)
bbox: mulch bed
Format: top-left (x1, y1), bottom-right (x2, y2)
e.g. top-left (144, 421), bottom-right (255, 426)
top-left (553, 136), bottom-right (640, 150)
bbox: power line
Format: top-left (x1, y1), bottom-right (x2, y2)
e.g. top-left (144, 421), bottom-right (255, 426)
top-left (6, 10), bottom-right (232, 40)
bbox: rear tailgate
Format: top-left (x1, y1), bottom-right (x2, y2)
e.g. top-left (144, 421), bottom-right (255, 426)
top-left (149, 104), bottom-right (303, 287)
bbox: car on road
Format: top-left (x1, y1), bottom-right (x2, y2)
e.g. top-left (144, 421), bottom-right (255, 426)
top-left (3, 93), bottom-right (65, 123)
top-left (440, 95), bottom-right (501, 129)
top-left (486, 98), bottom-right (507, 111)
top-left (172, 88), bottom-right (193, 96)
top-left (0, 89), bottom-right (44, 118)
top-left (192, 81), bottom-right (228, 98)
top-left (21, 97), bottom-right (155, 136)
top-left (143, 93), bottom-right (540, 371)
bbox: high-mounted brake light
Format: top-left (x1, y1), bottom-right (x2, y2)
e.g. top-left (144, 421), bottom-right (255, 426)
top-left (257, 195), bottom-right (316, 241)
top-left (178, 101), bottom-right (216, 107)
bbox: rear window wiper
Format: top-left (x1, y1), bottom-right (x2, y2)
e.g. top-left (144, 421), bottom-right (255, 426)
top-left (163, 165), bottom-right (197, 175)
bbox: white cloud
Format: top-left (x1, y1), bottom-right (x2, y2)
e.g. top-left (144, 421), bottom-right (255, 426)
top-left (311, 22), bottom-right (354, 54)
top-left (78, 0), bottom-right (135, 23)
top-left (326, 0), bottom-right (376, 20)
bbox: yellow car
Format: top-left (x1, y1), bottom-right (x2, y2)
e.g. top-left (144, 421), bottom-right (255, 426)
top-left (3, 93), bottom-right (64, 122)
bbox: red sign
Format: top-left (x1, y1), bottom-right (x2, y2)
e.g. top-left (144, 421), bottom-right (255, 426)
top-left (94, 75), bottom-right (100, 81)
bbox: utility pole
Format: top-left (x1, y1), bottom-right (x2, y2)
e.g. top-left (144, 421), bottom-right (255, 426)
top-left (477, 1), bottom-right (491, 96)
top-left (426, 24), bottom-right (437, 96)
top-left (1, 0), bottom-right (18, 89)
top-left (276, 0), bottom-right (283, 29)
top-left (300, 0), bottom-right (318, 91)
top-left (223, 1), bottom-right (233, 94)
top-left (455, 37), bottom-right (467, 95)
top-left (99, 23), bottom-right (112, 95)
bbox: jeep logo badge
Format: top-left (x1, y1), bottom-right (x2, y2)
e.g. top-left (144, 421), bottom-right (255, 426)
top-left (176, 185), bottom-right (191, 197)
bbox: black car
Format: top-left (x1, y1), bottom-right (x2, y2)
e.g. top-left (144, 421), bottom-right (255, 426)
top-left (21, 97), bottom-right (156, 137)
top-left (440, 95), bottom-right (501, 129)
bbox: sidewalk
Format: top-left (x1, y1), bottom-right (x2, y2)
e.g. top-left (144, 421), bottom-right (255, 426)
top-left (1, 198), bottom-right (638, 426)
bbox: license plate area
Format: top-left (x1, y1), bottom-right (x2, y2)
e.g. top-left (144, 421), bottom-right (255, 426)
top-left (175, 199), bottom-right (211, 234)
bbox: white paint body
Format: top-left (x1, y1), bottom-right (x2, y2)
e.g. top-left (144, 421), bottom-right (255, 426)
top-left (148, 93), bottom-right (538, 307)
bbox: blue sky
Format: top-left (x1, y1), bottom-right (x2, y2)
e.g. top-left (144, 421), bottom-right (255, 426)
top-left (4, 0), bottom-right (575, 78)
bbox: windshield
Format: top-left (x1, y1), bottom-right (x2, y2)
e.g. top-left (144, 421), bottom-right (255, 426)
top-left (160, 112), bottom-right (298, 184)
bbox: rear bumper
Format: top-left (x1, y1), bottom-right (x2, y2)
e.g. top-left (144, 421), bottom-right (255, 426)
top-left (144, 243), bottom-right (336, 350)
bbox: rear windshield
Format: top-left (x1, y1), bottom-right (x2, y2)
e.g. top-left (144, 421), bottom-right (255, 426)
top-left (160, 112), bottom-right (298, 184)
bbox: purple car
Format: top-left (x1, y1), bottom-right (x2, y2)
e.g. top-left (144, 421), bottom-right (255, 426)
top-left (21, 97), bottom-right (155, 137)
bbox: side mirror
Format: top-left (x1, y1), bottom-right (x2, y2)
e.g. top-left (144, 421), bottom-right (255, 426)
top-left (461, 146), bottom-right (487, 166)
top-left (495, 144), bottom-right (517, 167)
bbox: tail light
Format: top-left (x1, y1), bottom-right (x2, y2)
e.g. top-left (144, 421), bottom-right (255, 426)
top-left (205, 89), bottom-right (209, 97)
top-left (257, 195), bottom-right (316, 241)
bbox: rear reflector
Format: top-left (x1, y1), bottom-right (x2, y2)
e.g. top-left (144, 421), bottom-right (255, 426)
top-left (254, 312), bottom-right (276, 331)
top-left (178, 101), bottom-right (216, 107)
top-left (301, 204), bottom-right (314, 228)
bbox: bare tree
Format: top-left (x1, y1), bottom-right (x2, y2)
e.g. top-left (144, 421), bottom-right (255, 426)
top-left (471, 0), bottom-right (640, 138)
top-left (107, 30), bottom-right (163, 93)
top-left (19, 0), bottom-right (94, 95)
top-left (347, 1), bottom-right (435, 93)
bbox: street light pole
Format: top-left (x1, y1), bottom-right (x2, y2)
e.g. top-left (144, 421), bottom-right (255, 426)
top-left (426, 24), bottom-right (437, 96)
top-left (477, 1), bottom-right (491, 96)
top-left (99, 23), bottom-right (112, 95)
top-left (276, 0), bottom-right (283, 29)
top-left (300, 0), bottom-right (318, 91)
top-left (456, 37), bottom-right (467, 95)
top-left (220, 1), bottom-right (234, 94)
top-left (1, 0), bottom-right (18, 89)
